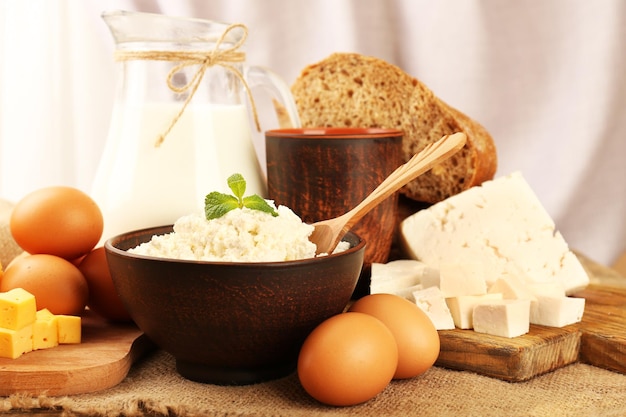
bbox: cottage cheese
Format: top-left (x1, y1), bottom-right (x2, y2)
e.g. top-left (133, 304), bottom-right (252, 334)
top-left (129, 204), bottom-right (324, 262)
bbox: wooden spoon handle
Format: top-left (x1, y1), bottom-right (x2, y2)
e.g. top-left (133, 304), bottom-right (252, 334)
top-left (339, 132), bottom-right (467, 231)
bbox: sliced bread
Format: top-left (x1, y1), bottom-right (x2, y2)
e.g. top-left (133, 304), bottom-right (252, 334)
top-left (290, 52), bottom-right (497, 203)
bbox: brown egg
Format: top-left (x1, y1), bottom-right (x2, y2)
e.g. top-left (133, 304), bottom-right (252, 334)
top-left (1, 254), bottom-right (89, 315)
top-left (5, 251), bottom-right (29, 269)
top-left (79, 247), bottom-right (132, 322)
top-left (349, 293), bottom-right (440, 379)
top-left (297, 312), bottom-right (398, 406)
top-left (10, 186), bottom-right (103, 260)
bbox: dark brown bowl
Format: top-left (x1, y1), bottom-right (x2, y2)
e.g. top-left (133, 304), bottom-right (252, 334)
top-left (104, 225), bottom-right (365, 385)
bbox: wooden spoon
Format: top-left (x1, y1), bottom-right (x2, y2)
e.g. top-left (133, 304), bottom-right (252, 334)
top-left (310, 132), bottom-right (467, 254)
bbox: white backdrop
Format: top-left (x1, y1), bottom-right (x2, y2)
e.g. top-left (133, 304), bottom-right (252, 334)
top-left (1, 0), bottom-right (625, 266)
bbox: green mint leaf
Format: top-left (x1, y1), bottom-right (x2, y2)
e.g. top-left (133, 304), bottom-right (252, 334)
top-left (243, 195), bottom-right (279, 217)
top-left (205, 173), bottom-right (278, 220)
top-left (227, 173), bottom-right (246, 201)
top-left (205, 192), bottom-right (239, 220)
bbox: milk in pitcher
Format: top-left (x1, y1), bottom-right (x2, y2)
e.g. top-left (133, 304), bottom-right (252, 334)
top-left (92, 102), bottom-right (264, 241)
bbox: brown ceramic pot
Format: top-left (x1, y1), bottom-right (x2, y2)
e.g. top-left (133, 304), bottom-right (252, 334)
top-left (266, 128), bottom-right (403, 296)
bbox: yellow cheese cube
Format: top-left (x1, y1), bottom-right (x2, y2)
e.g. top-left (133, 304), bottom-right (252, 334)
top-left (0, 288), bottom-right (37, 330)
top-left (57, 315), bottom-right (81, 344)
top-left (0, 325), bottom-right (33, 359)
top-left (32, 309), bottom-right (59, 350)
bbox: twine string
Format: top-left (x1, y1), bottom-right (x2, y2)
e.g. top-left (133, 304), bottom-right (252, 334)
top-left (114, 23), bottom-right (261, 147)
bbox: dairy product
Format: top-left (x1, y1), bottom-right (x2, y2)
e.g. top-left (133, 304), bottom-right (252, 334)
top-left (439, 262), bottom-right (487, 298)
top-left (488, 275), bottom-right (536, 301)
top-left (370, 260), bottom-right (429, 295)
top-left (0, 288), bottom-right (37, 358)
top-left (0, 289), bottom-right (81, 358)
top-left (446, 293), bottom-right (503, 329)
top-left (358, 172), bottom-right (590, 335)
top-left (0, 288), bottom-right (36, 330)
top-left (419, 267), bottom-right (441, 290)
top-left (400, 171), bottom-right (589, 295)
top-left (92, 102), bottom-right (265, 242)
top-left (473, 299), bottom-right (531, 338)
top-left (529, 295), bottom-right (585, 327)
top-left (32, 309), bottom-right (59, 350)
top-left (129, 204), bottom-right (322, 262)
top-left (57, 315), bottom-right (82, 344)
top-left (0, 325), bottom-right (33, 359)
top-left (412, 286), bottom-right (455, 330)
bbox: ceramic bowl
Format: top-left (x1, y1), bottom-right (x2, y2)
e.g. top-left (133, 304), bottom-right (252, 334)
top-left (104, 225), bottom-right (365, 385)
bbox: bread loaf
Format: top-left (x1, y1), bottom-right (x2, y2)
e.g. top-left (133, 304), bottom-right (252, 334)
top-left (291, 53), bottom-right (497, 203)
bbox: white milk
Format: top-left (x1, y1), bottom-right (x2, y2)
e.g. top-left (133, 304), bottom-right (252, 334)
top-left (91, 102), bottom-right (265, 242)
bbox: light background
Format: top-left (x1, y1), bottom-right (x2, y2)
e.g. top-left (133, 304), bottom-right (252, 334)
top-left (0, 0), bottom-right (624, 265)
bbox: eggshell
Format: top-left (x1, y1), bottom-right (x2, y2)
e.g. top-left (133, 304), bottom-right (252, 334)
top-left (10, 186), bottom-right (103, 260)
top-left (79, 247), bottom-right (132, 322)
top-left (349, 293), bottom-right (440, 379)
top-left (297, 312), bottom-right (398, 406)
top-left (1, 253), bottom-right (88, 315)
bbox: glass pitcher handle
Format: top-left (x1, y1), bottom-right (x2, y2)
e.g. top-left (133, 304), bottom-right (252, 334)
top-left (245, 66), bottom-right (301, 129)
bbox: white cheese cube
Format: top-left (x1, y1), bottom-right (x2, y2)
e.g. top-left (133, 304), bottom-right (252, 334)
top-left (419, 267), bottom-right (441, 289)
top-left (370, 260), bottom-right (429, 294)
top-left (412, 286), bottom-right (455, 330)
top-left (530, 296), bottom-right (585, 327)
top-left (371, 260), bottom-right (425, 283)
top-left (473, 299), bottom-right (531, 338)
top-left (439, 262), bottom-right (487, 297)
top-left (389, 284), bottom-right (424, 301)
top-left (446, 293), bottom-right (503, 329)
top-left (488, 275), bottom-right (536, 301)
top-left (400, 171), bottom-right (589, 295)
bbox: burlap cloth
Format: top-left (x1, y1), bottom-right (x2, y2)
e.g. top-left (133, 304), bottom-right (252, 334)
top-left (1, 199), bottom-right (625, 416)
top-left (0, 200), bottom-right (24, 268)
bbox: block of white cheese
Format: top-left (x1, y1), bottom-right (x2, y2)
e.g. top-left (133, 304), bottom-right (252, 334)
top-left (439, 262), bottom-right (487, 297)
top-left (419, 267), bottom-right (441, 290)
top-left (530, 295), bottom-right (585, 327)
top-left (446, 293), bottom-right (503, 329)
top-left (473, 299), bottom-right (531, 338)
top-left (488, 275), bottom-right (536, 301)
top-left (412, 286), bottom-right (455, 330)
top-left (400, 171), bottom-right (589, 295)
top-left (370, 260), bottom-right (428, 295)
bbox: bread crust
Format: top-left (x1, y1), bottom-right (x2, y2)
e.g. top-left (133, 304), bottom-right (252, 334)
top-left (291, 53), bottom-right (497, 203)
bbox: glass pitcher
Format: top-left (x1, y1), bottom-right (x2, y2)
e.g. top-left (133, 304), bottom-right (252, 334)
top-left (92, 10), bottom-right (300, 241)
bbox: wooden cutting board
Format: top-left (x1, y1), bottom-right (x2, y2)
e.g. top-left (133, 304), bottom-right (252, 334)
top-left (576, 285), bottom-right (626, 374)
top-left (0, 311), bottom-right (155, 396)
top-left (435, 283), bottom-right (626, 381)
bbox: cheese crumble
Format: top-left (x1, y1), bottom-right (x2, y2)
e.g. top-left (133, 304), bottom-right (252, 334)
top-left (128, 204), bottom-right (344, 262)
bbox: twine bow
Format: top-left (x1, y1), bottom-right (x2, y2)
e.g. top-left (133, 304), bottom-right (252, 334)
top-left (114, 23), bottom-right (261, 147)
